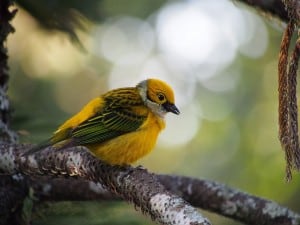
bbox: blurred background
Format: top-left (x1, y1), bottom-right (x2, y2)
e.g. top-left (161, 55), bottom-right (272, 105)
top-left (7, 0), bottom-right (300, 224)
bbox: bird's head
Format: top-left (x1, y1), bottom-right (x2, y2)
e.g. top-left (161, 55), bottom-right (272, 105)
top-left (137, 78), bottom-right (180, 118)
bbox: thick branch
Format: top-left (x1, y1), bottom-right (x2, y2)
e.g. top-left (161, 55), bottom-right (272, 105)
top-left (0, 143), bottom-right (210, 225)
top-left (27, 174), bottom-right (300, 225)
top-left (29, 177), bottom-right (116, 202)
top-left (24, 174), bottom-right (300, 225)
top-left (158, 175), bottom-right (300, 225)
top-left (1, 144), bottom-right (300, 225)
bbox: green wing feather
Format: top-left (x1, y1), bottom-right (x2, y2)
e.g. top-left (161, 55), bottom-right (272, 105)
top-left (23, 89), bottom-right (146, 156)
top-left (71, 107), bottom-right (146, 145)
top-left (23, 108), bottom-right (145, 156)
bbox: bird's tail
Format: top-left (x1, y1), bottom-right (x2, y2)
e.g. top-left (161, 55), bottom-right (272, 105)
top-left (22, 128), bottom-right (73, 156)
top-left (22, 138), bottom-right (75, 156)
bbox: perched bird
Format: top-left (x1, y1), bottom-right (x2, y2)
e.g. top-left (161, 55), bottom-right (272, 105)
top-left (25, 78), bottom-right (180, 165)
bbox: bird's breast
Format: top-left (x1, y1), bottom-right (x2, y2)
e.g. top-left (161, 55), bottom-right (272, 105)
top-left (89, 111), bottom-right (165, 165)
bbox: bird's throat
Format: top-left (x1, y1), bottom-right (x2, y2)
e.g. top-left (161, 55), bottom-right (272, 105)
top-left (145, 100), bottom-right (166, 118)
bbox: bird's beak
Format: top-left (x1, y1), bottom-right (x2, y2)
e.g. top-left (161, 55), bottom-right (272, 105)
top-left (163, 102), bottom-right (180, 115)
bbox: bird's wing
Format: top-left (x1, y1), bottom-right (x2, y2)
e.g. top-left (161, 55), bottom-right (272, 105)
top-left (71, 107), bottom-right (147, 145)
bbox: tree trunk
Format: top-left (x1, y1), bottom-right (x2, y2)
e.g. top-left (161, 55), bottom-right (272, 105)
top-left (0, 0), bottom-right (17, 143)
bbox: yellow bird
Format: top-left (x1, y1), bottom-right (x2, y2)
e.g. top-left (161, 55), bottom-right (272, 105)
top-left (25, 78), bottom-right (180, 165)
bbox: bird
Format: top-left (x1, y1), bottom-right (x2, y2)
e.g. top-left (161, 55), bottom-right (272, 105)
top-left (24, 78), bottom-right (180, 165)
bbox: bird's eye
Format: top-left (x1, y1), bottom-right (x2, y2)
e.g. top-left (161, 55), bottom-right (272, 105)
top-left (157, 93), bottom-right (165, 101)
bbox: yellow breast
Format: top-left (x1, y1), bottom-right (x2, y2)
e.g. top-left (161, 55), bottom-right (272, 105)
top-left (88, 111), bottom-right (165, 165)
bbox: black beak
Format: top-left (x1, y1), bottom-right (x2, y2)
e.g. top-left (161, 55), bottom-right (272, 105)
top-left (163, 102), bottom-right (180, 115)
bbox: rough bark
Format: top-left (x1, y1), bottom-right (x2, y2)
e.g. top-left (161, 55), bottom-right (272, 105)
top-left (0, 143), bottom-right (211, 225)
top-left (0, 144), bottom-right (299, 225)
top-left (158, 175), bottom-right (300, 225)
top-left (0, 0), bottom-right (17, 143)
top-left (0, 1), bottom-right (24, 224)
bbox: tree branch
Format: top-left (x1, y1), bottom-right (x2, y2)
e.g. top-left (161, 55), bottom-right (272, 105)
top-left (158, 175), bottom-right (300, 225)
top-left (1, 144), bottom-right (300, 225)
top-left (0, 143), bottom-right (211, 225)
top-left (26, 175), bottom-right (300, 225)
top-left (29, 177), bottom-right (116, 202)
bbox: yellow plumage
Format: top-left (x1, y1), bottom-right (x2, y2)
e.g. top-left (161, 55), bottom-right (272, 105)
top-left (88, 111), bottom-right (165, 164)
top-left (25, 78), bottom-right (180, 165)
